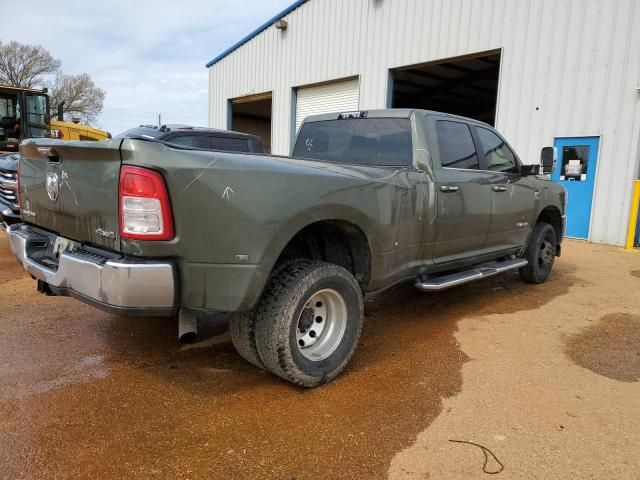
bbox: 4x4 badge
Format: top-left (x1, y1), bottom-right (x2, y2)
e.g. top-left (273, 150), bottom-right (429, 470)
top-left (46, 172), bottom-right (59, 202)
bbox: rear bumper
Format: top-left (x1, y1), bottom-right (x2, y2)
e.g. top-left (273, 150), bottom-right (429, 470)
top-left (7, 224), bottom-right (177, 316)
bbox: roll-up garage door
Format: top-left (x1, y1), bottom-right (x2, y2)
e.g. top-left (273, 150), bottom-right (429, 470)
top-left (295, 79), bottom-right (359, 132)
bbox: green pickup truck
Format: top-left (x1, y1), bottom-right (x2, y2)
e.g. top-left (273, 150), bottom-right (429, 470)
top-left (7, 109), bottom-right (565, 387)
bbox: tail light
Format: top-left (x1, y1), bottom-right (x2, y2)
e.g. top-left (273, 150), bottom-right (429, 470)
top-left (119, 166), bottom-right (174, 240)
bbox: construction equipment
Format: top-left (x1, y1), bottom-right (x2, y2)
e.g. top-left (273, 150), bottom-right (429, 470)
top-left (50, 101), bottom-right (110, 141)
top-left (0, 85), bottom-right (50, 153)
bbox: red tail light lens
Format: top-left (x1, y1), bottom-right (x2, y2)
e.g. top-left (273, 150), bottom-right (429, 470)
top-left (119, 166), bottom-right (174, 241)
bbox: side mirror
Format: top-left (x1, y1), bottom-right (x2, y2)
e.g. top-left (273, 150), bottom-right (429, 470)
top-left (540, 147), bottom-right (556, 175)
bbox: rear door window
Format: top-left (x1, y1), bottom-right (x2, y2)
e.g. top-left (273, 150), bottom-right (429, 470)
top-left (293, 118), bottom-right (413, 167)
top-left (476, 127), bottom-right (517, 173)
top-left (435, 120), bottom-right (479, 170)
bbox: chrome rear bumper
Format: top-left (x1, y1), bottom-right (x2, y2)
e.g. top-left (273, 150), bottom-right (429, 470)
top-left (7, 224), bottom-right (177, 316)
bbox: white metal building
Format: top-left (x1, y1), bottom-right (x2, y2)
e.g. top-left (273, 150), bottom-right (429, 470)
top-left (207, 0), bottom-right (640, 246)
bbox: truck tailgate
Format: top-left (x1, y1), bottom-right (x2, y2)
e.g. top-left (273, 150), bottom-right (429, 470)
top-left (19, 139), bottom-right (122, 250)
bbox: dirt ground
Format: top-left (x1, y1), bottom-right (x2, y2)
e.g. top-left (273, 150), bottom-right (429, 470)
top-left (0, 231), bottom-right (638, 479)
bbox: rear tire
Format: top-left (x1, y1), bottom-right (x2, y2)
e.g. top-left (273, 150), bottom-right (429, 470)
top-left (229, 259), bottom-right (310, 370)
top-left (519, 222), bottom-right (557, 284)
top-left (254, 260), bottom-right (364, 387)
top-left (229, 310), bottom-right (264, 369)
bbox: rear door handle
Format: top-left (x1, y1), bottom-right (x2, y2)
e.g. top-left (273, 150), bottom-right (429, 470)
top-left (492, 185), bottom-right (508, 192)
top-left (440, 185), bottom-right (459, 193)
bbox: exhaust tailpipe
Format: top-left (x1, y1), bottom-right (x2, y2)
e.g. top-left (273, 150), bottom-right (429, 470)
top-left (178, 308), bottom-right (198, 343)
top-left (57, 101), bottom-right (65, 121)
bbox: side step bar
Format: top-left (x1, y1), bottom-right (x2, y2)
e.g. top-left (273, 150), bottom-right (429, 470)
top-left (415, 258), bottom-right (528, 291)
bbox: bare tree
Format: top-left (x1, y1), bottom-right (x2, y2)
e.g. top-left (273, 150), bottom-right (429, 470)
top-left (50, 73), bottom-right (106, 125)
top-left (0, 41), bottom-right (61, 88)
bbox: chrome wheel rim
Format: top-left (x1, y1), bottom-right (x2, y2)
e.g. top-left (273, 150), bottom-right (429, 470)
top-left (295, 289), bottom-right (347, 361)
top-left (538, 234), bottom-right (555, 267)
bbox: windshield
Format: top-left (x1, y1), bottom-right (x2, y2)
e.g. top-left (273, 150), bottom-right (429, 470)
top-left (24, 94), bottom-right (48, 138)
top-left (292, 117), bottom-right (413, 167)
top-left (113, 126), bottom-right (165, 139)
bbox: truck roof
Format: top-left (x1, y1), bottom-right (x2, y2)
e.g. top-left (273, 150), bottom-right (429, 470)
top-left (0, 85), bottom-right (47, 94)
top-left (303, 108), bottom-right (491, 126)
top-left (114, 124), bottom-right (261, 141)
top-left (126, 124), bottom-right (259, 138)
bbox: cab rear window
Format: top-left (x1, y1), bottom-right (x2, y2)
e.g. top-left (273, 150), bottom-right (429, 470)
top-left (293, 118), bottom-right (413, 167)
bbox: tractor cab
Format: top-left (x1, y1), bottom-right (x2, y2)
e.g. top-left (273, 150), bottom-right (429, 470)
top-left (0, 85), bottom-right (50, 153)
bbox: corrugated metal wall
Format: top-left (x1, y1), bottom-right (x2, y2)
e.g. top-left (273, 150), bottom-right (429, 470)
top-left (208, 0), bottom-right (640, 245)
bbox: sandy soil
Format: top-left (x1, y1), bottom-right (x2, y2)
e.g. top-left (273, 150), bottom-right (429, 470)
top-left (0, 231), bottom-right (638, 479)
top-left (389, 241), bottom-right (640, 479)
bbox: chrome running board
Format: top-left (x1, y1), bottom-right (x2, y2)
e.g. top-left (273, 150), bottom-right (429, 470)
top-left (415, 258), bottom-right (528, 291)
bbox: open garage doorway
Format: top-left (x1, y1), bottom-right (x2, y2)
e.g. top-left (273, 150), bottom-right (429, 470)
top-left (390, 50), bottom-right (501, 125)
top-left (230, 93), bottom-right (272, 153)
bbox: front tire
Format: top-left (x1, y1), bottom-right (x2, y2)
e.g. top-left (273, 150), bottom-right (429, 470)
top-left (254, 261), bottom-right (364, 387)
top-left (519, 222), bottom-right (557, 284)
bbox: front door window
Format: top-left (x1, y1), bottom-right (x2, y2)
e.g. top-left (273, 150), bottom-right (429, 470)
top-left (476, 127), bottom-right (517, 173)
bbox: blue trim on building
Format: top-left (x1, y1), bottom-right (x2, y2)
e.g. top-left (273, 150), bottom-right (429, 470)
top-left (205, 0), bottom-right (309, 68)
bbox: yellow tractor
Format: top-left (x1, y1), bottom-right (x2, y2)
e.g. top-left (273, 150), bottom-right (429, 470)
top-left (50, 100), bottom-right (110, 141)
top-left (50, 118), bottom-right (110, 141)
top-left (0, 86), bottom-right (110, 153)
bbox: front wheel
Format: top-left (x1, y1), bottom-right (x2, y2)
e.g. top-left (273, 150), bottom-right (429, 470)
top-left (519, 222), bottom-right (557, 284)
top-left (254, 261), bottom-right (364, 387)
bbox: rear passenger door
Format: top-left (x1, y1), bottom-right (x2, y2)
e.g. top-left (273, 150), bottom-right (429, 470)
top-left (429, 117), bottom-right (493, 264)
top-left (473, 126), bottom-right (536, 253)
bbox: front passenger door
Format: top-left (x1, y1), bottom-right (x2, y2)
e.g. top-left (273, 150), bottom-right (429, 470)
top-left (474, 126), bottom-right (536, 253)
top-left (431, 118), bottom-right (493, 264)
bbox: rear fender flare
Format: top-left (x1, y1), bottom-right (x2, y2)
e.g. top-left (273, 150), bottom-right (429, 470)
top-left (241, 204), bottom-right (374, 310)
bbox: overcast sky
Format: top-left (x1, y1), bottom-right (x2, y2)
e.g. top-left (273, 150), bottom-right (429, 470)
top-left (1, 0), bottom-right (293, 134)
